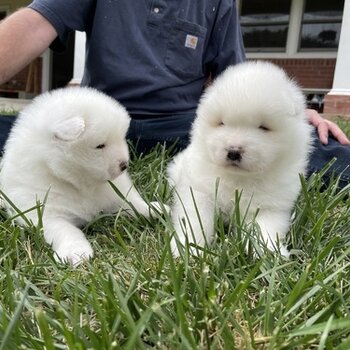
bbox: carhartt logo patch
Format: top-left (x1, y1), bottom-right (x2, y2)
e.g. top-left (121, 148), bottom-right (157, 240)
top-left (185, 34), bottom-right (198, 49)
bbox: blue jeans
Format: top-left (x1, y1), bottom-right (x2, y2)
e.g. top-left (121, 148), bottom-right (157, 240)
top-left (127, 113), bottom-right (195, 155)
top-left (127, 114), bottom-right (350, 189)
top-left (0, 115), bottom-right (16, 151)
top-left (307, 129), bottom-right (350, 189)
top-left (1, 113), bottom-right (349, 189)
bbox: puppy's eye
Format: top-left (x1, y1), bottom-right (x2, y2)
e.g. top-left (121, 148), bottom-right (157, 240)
top-left (219, 121), bottom-right (224, 126)
top-left (96, 144), bottom-right (106, 149)
top-left (259, 125), bottom-right (270, 132)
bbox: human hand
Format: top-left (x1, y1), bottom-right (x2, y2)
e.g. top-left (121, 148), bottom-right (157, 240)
top-left (306, 108), bottom-right (350, 145)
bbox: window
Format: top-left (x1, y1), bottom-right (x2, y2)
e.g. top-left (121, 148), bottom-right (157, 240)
top-left (240, 0), bottom-right (292, 52)
top-left (299, 0), bottom-right (344, 50)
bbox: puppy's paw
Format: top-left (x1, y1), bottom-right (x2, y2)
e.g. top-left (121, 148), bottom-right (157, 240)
top-left (265, 240), bottom-right (290, 259)
top-left (170, 239), bottom-right (181, 258)
top-left (54, 239), bottom-right (93, 266)
top-left (278, 244), bottom-right (290, 259)
top-left (149, 201), bottom-right (170, 216)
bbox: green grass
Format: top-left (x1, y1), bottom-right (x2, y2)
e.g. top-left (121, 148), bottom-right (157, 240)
top-left (0, 109), bottom-right (18, 116)
top-left (0, 123), bottom-right (349, 349)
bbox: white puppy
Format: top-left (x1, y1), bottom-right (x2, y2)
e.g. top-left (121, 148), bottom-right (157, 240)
top-left (0, 87), bottom-right (161, 265)
top-left (168, 61), bottom-right (313, 257)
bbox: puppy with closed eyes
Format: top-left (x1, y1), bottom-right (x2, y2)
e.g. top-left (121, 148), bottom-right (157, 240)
top-left (168, 61), bottom-right (313, 257)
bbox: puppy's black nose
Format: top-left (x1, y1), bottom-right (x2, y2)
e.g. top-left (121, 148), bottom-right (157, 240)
top-left (227, 150), bottom-right (242, 162)
top-left (119, 161), bottom-right (128, 172)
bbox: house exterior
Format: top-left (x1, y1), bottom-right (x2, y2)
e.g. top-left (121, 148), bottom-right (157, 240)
top-left (0, 0), bottom-right (349, 116)
top-left (236, 0), bottom-right (350, 116)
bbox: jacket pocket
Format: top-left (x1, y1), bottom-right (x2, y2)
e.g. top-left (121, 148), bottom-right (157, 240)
top-left (165, 18), bottom-right (207, 79)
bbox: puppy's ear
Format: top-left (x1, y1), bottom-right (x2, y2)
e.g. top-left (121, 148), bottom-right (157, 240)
top-left (53, 116), bottom-right (85, 141)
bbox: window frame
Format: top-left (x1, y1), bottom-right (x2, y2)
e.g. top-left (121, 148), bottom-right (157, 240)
top-left (298, 0), bottom-right (344, 52)
top-left (237, 0), bottom-right (342, 59)
top-left (239, 0), bottom-right (292, 53)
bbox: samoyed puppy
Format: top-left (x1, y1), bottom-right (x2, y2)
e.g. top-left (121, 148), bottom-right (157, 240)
top-left (168, 61), bottom-right (313, 257)
top-left (0, 87), bottom-right (163, 265)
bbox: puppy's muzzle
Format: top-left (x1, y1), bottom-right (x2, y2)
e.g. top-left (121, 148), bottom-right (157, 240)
top-left (119, 161), bottom-right (128, 172)
top-left (227, 149), bottom-right (242, 162)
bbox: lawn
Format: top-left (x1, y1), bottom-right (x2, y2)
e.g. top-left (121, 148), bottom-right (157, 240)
top-left (0, 120), bottom-right (349, 349)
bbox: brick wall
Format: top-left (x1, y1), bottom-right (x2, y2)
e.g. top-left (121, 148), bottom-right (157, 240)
top-left (324, 94), bottom-right (350, 116)
top-left (259, 58), bottom-right (336, 90)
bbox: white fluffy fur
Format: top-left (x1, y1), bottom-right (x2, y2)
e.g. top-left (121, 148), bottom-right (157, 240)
top-left (168, 61), bottom-right (313, 257)
top-left (0, 87), bottom-right (161, 265)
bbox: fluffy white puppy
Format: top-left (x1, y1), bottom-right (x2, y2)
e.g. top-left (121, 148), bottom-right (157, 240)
top-left (168, 61), bottom-right (313, 257)
top-left (0, 87), bottom-right (161, 265)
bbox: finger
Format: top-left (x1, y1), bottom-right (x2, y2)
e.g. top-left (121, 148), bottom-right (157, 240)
top-left (328, 122), bottom-right (350, 145)
top-left (317, 122), bottom-right (329, 145)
